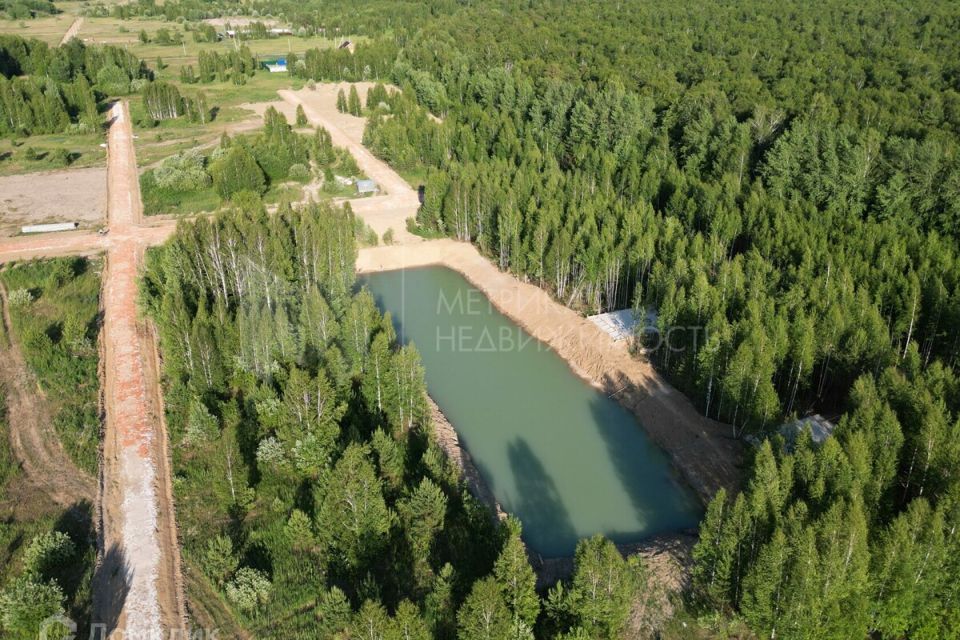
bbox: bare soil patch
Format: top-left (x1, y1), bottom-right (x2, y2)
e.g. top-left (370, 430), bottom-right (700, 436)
top-left (0, 167), bottom-right (107, 238)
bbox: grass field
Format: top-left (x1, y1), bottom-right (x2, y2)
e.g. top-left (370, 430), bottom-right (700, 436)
top-left (0, 256), bottom-right (100, 632)
top-left (0, 131), bottom-right (106, 177)
top-left (0, 13), bottom-right (75, 44)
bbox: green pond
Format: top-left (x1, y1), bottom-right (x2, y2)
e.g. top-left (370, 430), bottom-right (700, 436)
top-left (362, 266), bottom-right (702, 557)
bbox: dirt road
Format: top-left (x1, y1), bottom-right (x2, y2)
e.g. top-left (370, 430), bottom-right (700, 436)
top-left (92, 101), bottom-right (186, 639)
top-left (279, 87), bottom-right (422, 243)
top-left (60, 17), bottom-right (83, 45)
top-left (0, 281), bottom-right (97, 506)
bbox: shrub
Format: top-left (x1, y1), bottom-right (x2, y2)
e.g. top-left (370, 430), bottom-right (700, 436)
top-left (0, 576), bottom-right (65, 638)
top-left (287, 163), bottom-right (310, 182)
top-left (226, 567), bottom-right (272, 613)
top-left (153, 149), bottom-right (210, 192)
top-left (95, 64), bottom-right (130, 95)
top-left (22, 532), bottom-right (75, 579)
top-left (7, 288), bottom-right (32, 307)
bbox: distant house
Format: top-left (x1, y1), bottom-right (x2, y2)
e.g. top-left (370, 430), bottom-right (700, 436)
top-left (261, 57), bottom-right (288, 73)
top-left (778, 414), bottom-right (836, 449)
top-left (356, 179), bottom-right (378, 195)
top-left (269, 27), bottom-right (293, 36)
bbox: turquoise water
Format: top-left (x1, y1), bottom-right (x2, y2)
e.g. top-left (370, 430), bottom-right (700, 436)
top-left (362, 266), bottom-right (701, 557)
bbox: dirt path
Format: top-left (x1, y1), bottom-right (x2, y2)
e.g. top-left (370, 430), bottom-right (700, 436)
top-left (0, 281), bottom-right (96, 506)
top-left (92, 101), bottom-right (187, 639)
top-left (358, 240), bottom-right (743, 502)
top-left (60, 17), bottom-right (83, 45)
top-left (278, 88), bottom-right (422, 243)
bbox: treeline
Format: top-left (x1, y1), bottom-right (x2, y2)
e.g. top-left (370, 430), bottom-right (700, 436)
top-left (93, 0), bottom-right (453, 40)
top-left (142, 201), bottom-right (651, 638)
top-left (178, 47), bottom-right (256, 86)
top-left (141, 80), bottom-right (210, 123)
top-left (0, 35), bottom-right (149, 135)
top-left (292, 40), bottom-right (400, 82)
top-left (691, 364), bottom-right (960, 638)
top-left (0, 0), bottom-right (57, 19)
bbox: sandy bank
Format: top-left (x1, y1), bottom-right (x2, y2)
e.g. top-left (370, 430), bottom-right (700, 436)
top-left (359, 240), bottom-right (743, 504)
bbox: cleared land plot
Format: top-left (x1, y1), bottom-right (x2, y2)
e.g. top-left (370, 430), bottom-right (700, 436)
top-left (0, 167), bottom-right (107, 237)
top-left (0, 13), bottom-right (77, 44)
top-left (0, 131), bottom-right (106, 177)
top-left (130, 75), bottom-right (306, 167)
top-left (73, 17), bottom-right (350, 73)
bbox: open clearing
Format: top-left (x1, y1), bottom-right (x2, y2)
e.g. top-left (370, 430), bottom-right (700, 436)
top-left (0, 167), bottom-right (107, 237)
top-left (280, 85), bottom-right (422, 242)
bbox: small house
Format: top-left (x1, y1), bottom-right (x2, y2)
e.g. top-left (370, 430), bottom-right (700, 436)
top-left (262, 57), bottom-right (287, 73)
top-left (356, 179), bottom-right (378, 195)
top-left (778, 414), bottom-right (836, 449)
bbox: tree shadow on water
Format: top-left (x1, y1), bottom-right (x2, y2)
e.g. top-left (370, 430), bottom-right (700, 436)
top-left (506, 438), bottom-right (578, 558)
top-left (586, 385), bottom-right (702, 541)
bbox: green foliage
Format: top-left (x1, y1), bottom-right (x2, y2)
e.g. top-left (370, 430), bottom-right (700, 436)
top-left (0, 34), bottom-right (146, 121)
top-left (21, 531), bottom-right (75, 579)
top-left (142, 80), bottom-right (182, 120)
top-left (142, 201), bottom-right (509, 636)
top-left (295, 104), bottom-right (308, 127)
top-left (348, 84), bottom-right (362, 116)
top-left (0, 0), bottom-right (57, 19)
top-left (690, 366), bottom-right (960, 638)
top-left (200, 535), bottom-right (238, 588)
top-left (458, 577), bottom-right (513, 640)
top-left (211, 145), bottom-right (266, 199)
top-left (552, 536), bottom-right (644, 639)
top-left (0, 576), bottom-right (64, 639)
top-left (151, 148), bottom-right (210, 192)
top-left (314, 443), bottom-right (394, 569)
top-left (225, 567), bottom-right (272, 614)
top-left (493, 520), bottom-right (539, 635)
top-left (1, 258), bottom-right (101, 474)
